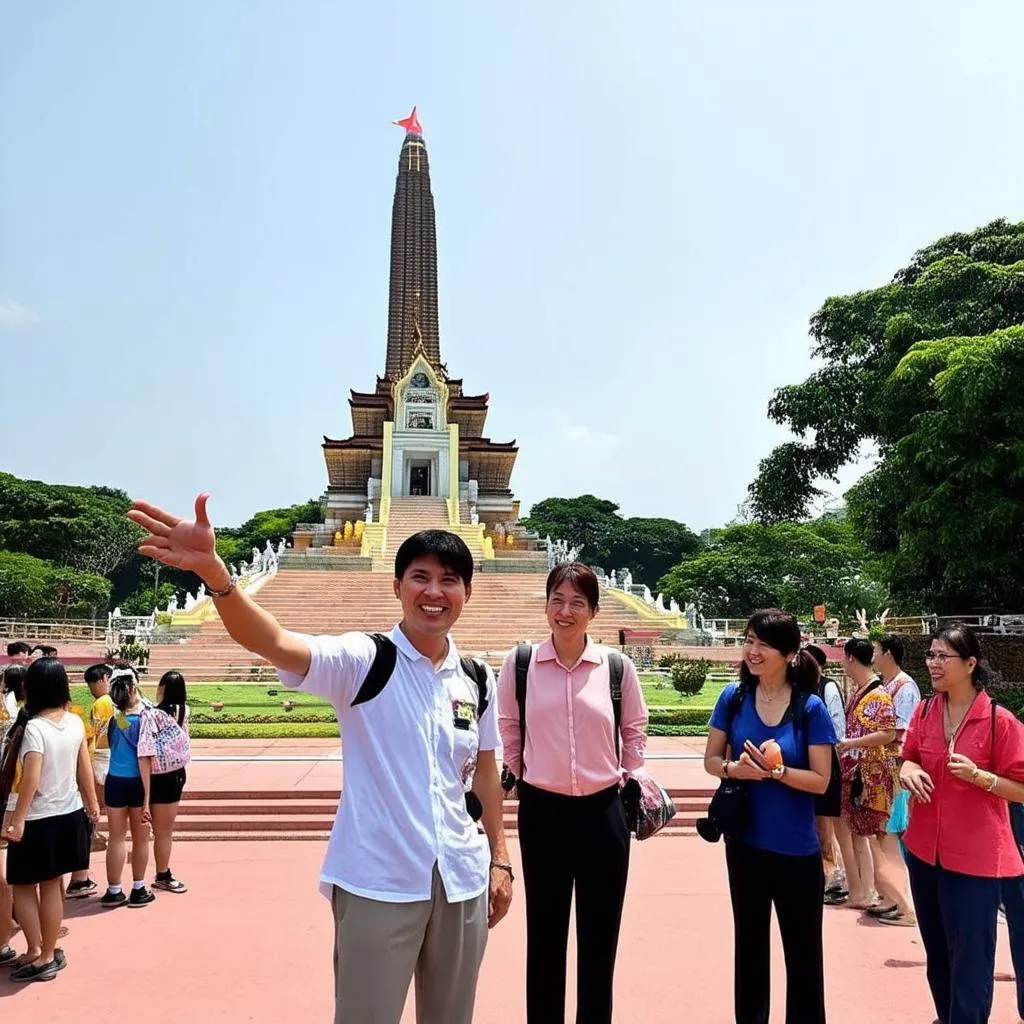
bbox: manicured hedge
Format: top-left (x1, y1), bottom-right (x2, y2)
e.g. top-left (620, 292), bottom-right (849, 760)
top-left (648, 707), bottom-right (713, 727)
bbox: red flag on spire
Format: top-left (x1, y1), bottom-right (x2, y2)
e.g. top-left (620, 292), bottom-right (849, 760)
top-left (393, 106), bottom-right (422, 135)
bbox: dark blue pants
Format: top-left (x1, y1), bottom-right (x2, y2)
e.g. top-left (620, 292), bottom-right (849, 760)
top-left (906, 852), bottom-right (1001, 1024)
top-left (1001, 874), bottom-right (1024, 1019)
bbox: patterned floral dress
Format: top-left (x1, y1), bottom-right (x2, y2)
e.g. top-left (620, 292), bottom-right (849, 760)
top-left (840, 680), bottom-right (898, 837)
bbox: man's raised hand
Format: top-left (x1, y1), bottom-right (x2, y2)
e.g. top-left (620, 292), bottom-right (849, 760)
top-left (128, 493), bottom-right (221, 581)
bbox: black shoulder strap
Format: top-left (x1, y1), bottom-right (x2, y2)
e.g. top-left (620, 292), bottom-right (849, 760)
top-left (608, 650), bottom-right (623, 762)
top-left (992, 698), bottom-right (999, 761)
top-left (459, 657), bottom-right (489, 717)
top-left (514, 643), bottom-right (532, 775)
top-left (351, 633), bottom-right (398, 707)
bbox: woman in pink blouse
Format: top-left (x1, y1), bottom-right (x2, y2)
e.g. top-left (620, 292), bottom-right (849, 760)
top-left (900, 624), bottom-right (1024, 1024)
top-left (498, 562), bottom-right (648, 1024)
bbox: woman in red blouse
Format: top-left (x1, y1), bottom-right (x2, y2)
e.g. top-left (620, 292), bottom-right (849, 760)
top-left (900, 624), bottom-right (1024, 1024)
top-left (497, 562), bottom-right (648, 1024)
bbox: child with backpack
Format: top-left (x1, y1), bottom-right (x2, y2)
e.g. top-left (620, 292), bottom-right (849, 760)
top-left (149, 670), bottom-right (192, 893)
top-left (101, 668), bottom-right (155, 909)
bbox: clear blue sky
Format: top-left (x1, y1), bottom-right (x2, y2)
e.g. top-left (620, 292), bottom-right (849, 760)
top-left (2, 2), bottom-right (1022, 532)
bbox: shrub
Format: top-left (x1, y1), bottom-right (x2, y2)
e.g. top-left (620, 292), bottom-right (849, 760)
top-left (658, 653), bottom-right (683, 669)
top-left (670, 658), bottom-right (710, 697)
top-left (648, 707), bottom-right (714, 727)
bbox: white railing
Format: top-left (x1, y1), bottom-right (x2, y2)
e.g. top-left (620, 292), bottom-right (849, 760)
top-left (0, 617), bottom-right (109, 644)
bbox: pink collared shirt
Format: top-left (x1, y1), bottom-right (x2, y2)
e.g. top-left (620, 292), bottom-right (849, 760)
top-left (497, 637), bottom-right (648, 797)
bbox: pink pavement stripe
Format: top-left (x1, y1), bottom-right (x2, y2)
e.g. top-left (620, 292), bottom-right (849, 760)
top-left (1, 839), bottom-right (1017, 1022)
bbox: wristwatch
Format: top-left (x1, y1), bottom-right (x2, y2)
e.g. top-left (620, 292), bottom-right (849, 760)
top-left (771, 763), bottom-right (787, 780)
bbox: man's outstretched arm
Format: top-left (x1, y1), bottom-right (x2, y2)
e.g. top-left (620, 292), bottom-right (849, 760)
top-left (128, 493), bottom-right (311, 676)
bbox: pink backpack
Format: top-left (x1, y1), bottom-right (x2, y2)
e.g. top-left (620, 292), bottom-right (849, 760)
top-left (135, 701), bottom-right (191, 775)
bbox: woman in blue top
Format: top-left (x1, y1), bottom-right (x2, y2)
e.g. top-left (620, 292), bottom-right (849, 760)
top-left (704, 609), bottom-right (836, 1024)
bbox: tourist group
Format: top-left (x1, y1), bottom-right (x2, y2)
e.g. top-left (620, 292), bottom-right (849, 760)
top-left (1, 651), bottom-right (192, 982)
top-left (2, 489), bottom-right (1023, 1024)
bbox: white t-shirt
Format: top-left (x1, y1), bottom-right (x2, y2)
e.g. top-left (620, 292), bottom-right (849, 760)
top-left (886, 672), bottom-right (922, 731)
top-left (277, 624), bottom-right (501, 905)
top-left (17, 712), bottom-right (86, 820)
top-left (822, 677), bottom-right (846, 741)
top-left (3, 691), bottom-right (17, 719)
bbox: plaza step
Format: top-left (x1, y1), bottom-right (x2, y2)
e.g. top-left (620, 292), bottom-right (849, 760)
top-left (150, 570), bottom-right (670, 681)
top-left (113, 787), bottom-right (713, 842)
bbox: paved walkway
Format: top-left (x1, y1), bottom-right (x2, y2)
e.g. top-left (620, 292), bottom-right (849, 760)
top-left (2, 837), bottom-right (1019, 1022)
top-left (182, 736), bottom-right (712, 792)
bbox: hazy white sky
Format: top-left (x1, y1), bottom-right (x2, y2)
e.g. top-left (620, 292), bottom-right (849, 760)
top-left (2, 2), bottom-right (1022, 530)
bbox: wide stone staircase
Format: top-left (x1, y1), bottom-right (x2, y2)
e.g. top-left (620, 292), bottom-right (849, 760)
top-left (149, 571), bottom-right (666, 680)
top-left (135, 786), bottom-right (713, 842)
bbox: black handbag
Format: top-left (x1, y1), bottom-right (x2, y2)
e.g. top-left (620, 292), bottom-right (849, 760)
top-left (697, 684), bottom-right (752, 844)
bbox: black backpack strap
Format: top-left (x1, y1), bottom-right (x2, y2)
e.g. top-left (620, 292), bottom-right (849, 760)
top-left (992, 698), bottom-right (999, 761)
top-left (351, 633), bottom-right (398, 707)
top-left (608, 650), bottom-right (624, 762)
top-left (514, 643), bottom-right (532, 775)
top-left (459, 657), bottom-right (490, 718)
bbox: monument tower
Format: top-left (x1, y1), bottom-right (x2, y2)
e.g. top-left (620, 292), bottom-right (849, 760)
top-left (305, 108), bottom-right (520, 550)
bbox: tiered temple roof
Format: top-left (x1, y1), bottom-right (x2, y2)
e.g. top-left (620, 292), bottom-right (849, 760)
top-left (322, 110), bottom-right (517, 500)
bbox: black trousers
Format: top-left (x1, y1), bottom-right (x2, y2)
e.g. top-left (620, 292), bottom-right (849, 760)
top-left (906, 852), bottom-right (1003, 1024)
top-left (517, 781), bottom-right (630, 1024)
top-left (724, 839), bottom-right (826, 1024)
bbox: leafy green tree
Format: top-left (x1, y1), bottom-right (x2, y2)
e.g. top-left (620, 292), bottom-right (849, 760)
top-left (657, 518), bottom-right (883, 621)
top-left (607, 518), bottom-right (703, 585)
top-left (749, 219), bottom-right (1024, 525)
top-left (0, 550), bottom-right (111, 617)
top-left (522, 497), bottom-right (702, 584)
top-left (0, 473), bottom-right (143, 575)
top-left (847, 325), bottom-right (1024, 609)
top-left (521, 496), bottom-right (623, 566)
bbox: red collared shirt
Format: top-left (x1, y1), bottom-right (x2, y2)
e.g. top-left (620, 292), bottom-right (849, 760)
top-left (903, 689), bottom-right (1024, 878)
top-left (497, 637), bottom-right (648, 797)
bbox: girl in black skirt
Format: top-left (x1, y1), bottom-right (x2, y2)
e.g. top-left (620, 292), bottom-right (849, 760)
top-left (0, 659), bottom-right (100, 982)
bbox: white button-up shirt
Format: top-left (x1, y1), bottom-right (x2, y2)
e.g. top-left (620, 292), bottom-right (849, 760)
top-left (277, 624), bottom-right (501, 904)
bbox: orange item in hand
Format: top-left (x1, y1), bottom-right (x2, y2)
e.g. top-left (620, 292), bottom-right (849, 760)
top-left (760, 739), bottom-right (783, 769)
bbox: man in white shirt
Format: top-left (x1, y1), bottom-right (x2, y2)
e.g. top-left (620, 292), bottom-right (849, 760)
top-left (128, 494), bottom-right (513, 1024)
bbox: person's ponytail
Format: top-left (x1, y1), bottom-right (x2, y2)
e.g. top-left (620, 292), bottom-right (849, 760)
top-left (0, 709), bottom-right (30, 813)
top-left (786, 649), bottom-right (821, 694)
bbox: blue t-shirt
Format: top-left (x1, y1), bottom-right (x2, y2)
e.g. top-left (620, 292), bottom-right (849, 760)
top-left (709, 682), bottom-right (837, 856)
top-left (107, 713), bottom-right (142, 779)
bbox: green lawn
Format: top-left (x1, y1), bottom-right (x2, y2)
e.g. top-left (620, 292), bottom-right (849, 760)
top-left (69, 678), bottom-right (720, 739)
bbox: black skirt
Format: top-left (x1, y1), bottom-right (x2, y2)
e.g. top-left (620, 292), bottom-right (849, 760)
top-left (5, 808), bottom-right (90, 885)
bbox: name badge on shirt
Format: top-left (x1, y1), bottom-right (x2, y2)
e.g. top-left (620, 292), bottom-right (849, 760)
top-left (452, 699), bottom-right (476, 731)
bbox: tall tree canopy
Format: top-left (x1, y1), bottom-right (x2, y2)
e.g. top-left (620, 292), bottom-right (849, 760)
top-left (656, 516), bottom-right (883, 620)
top-left (522, 496), bottom-right (701, 585)
top-left (749, 219), bottom-right (1024, 611)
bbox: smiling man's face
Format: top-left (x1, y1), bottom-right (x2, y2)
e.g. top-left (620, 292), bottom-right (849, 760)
top-left (394, 554), bottom-right (469, 641)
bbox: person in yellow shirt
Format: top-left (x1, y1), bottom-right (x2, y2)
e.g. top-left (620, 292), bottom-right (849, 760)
top-left (66, 664), bottom-right (115, 898)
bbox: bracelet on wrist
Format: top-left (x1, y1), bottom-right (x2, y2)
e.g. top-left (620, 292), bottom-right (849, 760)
top-left (490, 861), bottom-right (514, 881)
top-left (986, 772), bottom-right (999, 793)
top-left (207, 575), bottom-right (237, 599)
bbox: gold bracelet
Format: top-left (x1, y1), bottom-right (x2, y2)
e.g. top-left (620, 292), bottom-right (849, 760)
top-left (986, 773), bottom-right (999, 793)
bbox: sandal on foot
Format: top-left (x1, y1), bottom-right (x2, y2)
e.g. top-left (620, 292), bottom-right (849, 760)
top-left (0, 945), bottom-right (17, 965)
top-left (878, 909), bottom-right (918, 927)
top-left (866, 903), bottom-right (899, 918)
top-left (153, 875), bottom-right (188, 894)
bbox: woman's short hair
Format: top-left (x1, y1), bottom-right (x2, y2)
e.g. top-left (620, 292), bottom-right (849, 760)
top-left (545, 562), bottom-right (600, 611)
top-left (930, 623), bottom-right (998, 690)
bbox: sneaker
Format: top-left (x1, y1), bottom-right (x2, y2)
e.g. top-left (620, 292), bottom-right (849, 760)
top-left (128, 886), bottom-right (155, 908)
top-left (66, 879), bottom-right (97, 899)
top-left (10, 959), bottom-right (59, 983)
top-left (100, 890), bottom-right (128, 909)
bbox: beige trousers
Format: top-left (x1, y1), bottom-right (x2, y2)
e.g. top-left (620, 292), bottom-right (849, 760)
top-left (332, 866), bottom-right (488, 1024)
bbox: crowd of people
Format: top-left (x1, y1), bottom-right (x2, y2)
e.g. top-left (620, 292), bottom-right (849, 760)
top-left (704, 616), bottom-right (1024, 1024)
top-left (1, 488), bottom-right (1023, 1024)
top-left (0, 653), bottom-right (192, 982)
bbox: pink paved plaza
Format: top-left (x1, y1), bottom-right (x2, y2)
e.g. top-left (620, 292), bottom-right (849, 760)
top-left (2, 743), bottom-right (1020, 1022)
